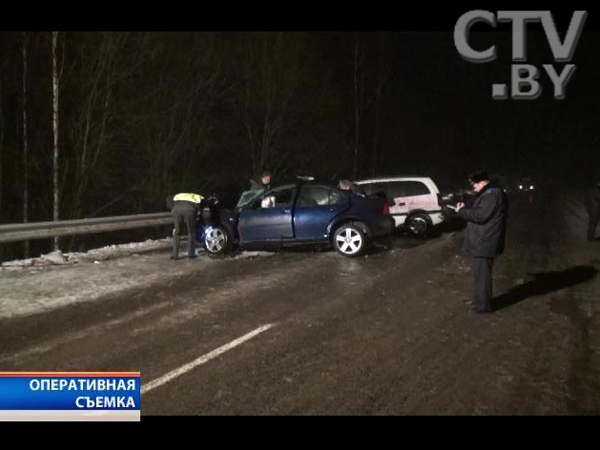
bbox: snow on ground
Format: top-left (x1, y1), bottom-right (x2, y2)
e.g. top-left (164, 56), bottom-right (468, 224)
top-left (1, 238), bottom-right (174, 267)
top-left (0, 238), bottom-right (273, 320)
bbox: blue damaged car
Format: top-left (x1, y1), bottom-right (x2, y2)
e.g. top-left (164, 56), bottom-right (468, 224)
top-left (196, 179), bottom-right (394, 257)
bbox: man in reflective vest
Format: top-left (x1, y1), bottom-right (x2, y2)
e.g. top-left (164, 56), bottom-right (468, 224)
top-left (170, 192), bottom-right (204, 260)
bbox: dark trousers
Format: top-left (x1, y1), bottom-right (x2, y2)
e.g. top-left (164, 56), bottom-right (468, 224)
top-left (472, 257), bottom-right (494, 311)
top-left (172, 202), bottom-right (197, 258)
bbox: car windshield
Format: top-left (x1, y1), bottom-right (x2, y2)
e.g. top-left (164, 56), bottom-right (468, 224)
top-left (235, 189), bottom-right (265, 209)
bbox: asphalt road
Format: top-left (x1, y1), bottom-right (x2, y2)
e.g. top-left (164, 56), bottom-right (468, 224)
top-left (1, 191), bottom-right (599, 415)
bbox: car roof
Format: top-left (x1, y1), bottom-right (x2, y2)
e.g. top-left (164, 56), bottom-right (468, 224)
top-left (354, 176), bottom-right (435, 184)
top-left (269, 180), bottom-right (340, 190)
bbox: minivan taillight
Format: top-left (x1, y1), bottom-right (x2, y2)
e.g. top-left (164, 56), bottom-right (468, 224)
top-left (437, 193), bottom-right (442, 207)
top-left (382, 201), bottom-right (390, 215)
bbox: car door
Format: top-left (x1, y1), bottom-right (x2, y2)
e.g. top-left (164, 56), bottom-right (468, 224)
top-left (238, 185), bottom-right (296, 243)
top-left (293, 186), bottom-right (348, 241)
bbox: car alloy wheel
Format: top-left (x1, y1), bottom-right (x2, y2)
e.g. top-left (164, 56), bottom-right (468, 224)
top-left (408, 215), bottom-right (428, 236)
top-left (205, 226), bottom-right (228, 254)
top-left (334, 225), bottom-right (366, 257)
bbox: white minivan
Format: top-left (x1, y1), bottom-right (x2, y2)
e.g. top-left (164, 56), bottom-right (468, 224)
top-left (354, 177), bottom-right (444, 236)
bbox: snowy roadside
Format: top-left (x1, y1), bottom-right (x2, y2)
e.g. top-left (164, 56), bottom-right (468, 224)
top-left (1, 238), bottom-right (174, 268)
top-left (0, 238), bottom-right (274, 320)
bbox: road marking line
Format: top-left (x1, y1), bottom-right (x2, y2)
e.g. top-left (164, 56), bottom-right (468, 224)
top-left (141, 323), bottom-right (276, 395)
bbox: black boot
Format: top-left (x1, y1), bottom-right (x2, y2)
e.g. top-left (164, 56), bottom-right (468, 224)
top-left (172, 235), bottom-right (181, 260)
top-left (188, 236), bottom-right (196, 259)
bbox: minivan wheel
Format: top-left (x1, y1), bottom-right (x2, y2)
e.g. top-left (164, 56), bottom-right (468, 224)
top-left (204, 225), bottom-right (231, 256)
top-left (333, 224), bottom-right (368, 257)
top-left (407, 213), bottom-right (431, 237)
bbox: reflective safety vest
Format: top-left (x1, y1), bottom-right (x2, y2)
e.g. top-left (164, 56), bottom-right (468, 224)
top-left (173, 193), bottom-right (204, 204)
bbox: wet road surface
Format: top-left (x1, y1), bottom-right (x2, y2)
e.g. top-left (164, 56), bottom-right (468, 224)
top-left (1, 191), bottom-right (599, 415)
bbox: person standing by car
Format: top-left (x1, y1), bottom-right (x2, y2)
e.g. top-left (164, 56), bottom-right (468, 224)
top-left (169, 192), bottom-right (204, 260)
top-left (337, 179), bottom-right (366, 196)
top-left (249, 171), bottom-right (272, 193)
top-left (337, 179), bottom-right (354, 191)
top-left (585, 182), bottom-right (600, 242)
top-left (456, 171), bottom-right (508, 314)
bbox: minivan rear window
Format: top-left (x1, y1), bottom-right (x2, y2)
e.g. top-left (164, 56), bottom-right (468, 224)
top-left (401, 181), bottom-right (431, 197)
top-left (361, 181), bottom-right (430, 198)
top-left (360, 183), bottom-right (387, 197)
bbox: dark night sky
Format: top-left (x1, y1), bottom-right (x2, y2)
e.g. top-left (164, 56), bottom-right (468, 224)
top-left (364, 29), bottom-right (600, 187)
top-left (1, 12), bottom-right (599, 210)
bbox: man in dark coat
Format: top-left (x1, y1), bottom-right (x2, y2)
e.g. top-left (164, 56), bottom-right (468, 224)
top-left (456, 171), bottom-right (508, 314)
top-left (168, 192), bottom-right (204, 260)
top-left (585, 182), bottom-right (600, 242)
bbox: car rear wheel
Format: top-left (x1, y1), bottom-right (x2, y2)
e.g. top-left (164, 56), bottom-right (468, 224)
top-left (333, 224), bottom-right (368, 257)
top-left (204, 225), bottom-right (231, 256)
top-left (407, 213), bottom-right (431, 237)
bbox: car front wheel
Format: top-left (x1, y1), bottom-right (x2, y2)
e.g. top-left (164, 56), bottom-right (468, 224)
top-left (333, 224), bottom-right (368, 257)
top-left (204, 225), bottom-right (231, 256)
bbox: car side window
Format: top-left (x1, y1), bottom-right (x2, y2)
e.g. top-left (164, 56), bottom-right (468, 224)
top-left (257, 186), bottom-right (296, 209)
top-left (297, 187), bottom-right (346, 206)
top-left (384, 183), bottom-right (406, 200)
top-left (382, 181), bottom-right (430, 199)
top-left (329, 190), bottom-right (346, 205)
top-left (404, 181), bottom-right (430, 196)
top-left (360, 183), bottom-right (385, 197)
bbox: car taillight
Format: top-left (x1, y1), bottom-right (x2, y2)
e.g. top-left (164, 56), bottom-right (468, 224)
top-left (382, 201), bottom-right (390, 215)
top-left (437, 193), bottom-right (442, 207)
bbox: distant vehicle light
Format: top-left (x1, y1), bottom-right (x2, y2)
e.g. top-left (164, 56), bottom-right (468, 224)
top-left (530, 185), bottom-right (534, 190)
top-left (519, 185), bottom-right (523, 190)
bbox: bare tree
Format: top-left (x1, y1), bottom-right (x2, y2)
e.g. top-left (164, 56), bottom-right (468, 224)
top-left (130, 33), bottom-right (228, 207)
top-left (45, 32), bottom-right (162, 225)
top-left (22, 32), bottom-right (29, 256)
top-left (353, 38), bottom-right (362, 180)
top-left (352, 34), bottom-right (388, 180)
top-left (0, 53), bottom-right (4, 226)
top-left (237, 33), bottom-right (308, 178)
top-left (52, 31), bottom-right (61, 250)
top-left (370, 34), bottom-right (391, 177)
top-left (66, 33), bottom-right (121, 221)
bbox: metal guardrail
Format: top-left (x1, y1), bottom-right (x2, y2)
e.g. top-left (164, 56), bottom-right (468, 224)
top-left (0, 212), bottom-right (173, 244)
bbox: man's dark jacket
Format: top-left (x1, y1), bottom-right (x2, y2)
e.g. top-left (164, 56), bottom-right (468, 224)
top-left (458, 184), bottom-right (508, 257)
top-left (584, 185), bottom-right (600, 215)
